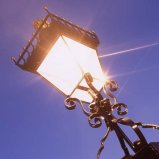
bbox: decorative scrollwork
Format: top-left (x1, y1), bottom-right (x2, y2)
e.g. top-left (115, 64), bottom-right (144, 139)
top-left (112, 103), bottom-right (128, 116)
top-left (88, 113), bottom-right (102, 128)
top-left (89, 103), bottom-right (99, 113)
top-left (103, 80), bottom-right (118, 105)
top-left (105, 80), bottom-right (118, 92)
top-left (64, 97), bottom-right (76, 110)
top-left (79, 101), bottom-right (90, 117)
top-left (64, 97), bottom-right (90, 116)
top-left (63, 76), bottom-right (159, 159)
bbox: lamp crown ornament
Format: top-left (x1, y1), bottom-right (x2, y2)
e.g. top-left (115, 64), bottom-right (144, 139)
top-left (12, 8), bottom-right (159, 159)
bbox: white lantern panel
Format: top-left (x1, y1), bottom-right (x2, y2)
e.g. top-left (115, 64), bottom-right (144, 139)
top-left (37, 35), bottom-right (106, 103)
top-left (37, 36), bottom-right (83, 95)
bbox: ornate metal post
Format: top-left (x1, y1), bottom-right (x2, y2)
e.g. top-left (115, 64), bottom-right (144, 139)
top-left (64, 73), bottom-right (159, 159)
top-left (13, 8), bottom-right (159, 159)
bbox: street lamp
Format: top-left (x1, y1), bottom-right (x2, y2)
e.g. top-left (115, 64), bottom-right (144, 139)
top-left (13, 8), bottom-right (159, 159)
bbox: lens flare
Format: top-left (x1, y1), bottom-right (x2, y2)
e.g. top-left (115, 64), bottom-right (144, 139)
top-left (99, 42), bottom-right (159, 58)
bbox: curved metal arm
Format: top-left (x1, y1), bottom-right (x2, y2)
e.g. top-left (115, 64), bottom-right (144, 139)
top-left (97, 127), bottom-right (111, 159)
top-left (116, 118), bottom-right (148, 152)
top-left (112, 103), bottom-right (128, 116)
top-left (135, 122), bottom-right (159, 130)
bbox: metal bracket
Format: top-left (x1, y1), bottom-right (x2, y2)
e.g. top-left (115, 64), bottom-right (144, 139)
top-left (64, 73), bottom-right (159, 159)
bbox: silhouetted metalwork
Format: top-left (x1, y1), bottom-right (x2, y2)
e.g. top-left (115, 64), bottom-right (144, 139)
top-left (64, 73), bottom-right (159, 159)
top-left (12, 7), bottom-right (99, 72)
top-left (13, 8), bottom-right (159, 159)
top-left (130, 142), bottom-right (159, 159)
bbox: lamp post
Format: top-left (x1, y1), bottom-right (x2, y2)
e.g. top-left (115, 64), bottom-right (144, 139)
top-left (12, 8), bottom-right (159, 159)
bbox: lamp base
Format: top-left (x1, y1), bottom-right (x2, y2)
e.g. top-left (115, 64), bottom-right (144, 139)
top-left (121, 142), bottom-right (159, 159)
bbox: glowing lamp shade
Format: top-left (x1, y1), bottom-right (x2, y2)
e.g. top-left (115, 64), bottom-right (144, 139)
top-left (37, 35), bottom-right (105, 103)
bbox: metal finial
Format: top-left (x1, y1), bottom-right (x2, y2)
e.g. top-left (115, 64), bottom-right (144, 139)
top-left (44, 6), bottom-right (49, 14)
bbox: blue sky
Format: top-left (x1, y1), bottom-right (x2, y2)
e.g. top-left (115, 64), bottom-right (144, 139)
top-left (1, 0), bottom-right (159, 159)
